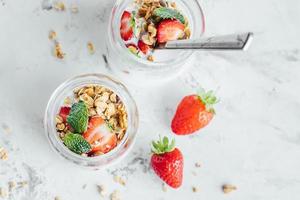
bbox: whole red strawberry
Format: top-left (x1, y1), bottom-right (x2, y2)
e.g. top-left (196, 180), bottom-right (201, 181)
top-left (151, 136), bottom-right (183, 189)
top-left (171, 88), bottom-right (218, 135)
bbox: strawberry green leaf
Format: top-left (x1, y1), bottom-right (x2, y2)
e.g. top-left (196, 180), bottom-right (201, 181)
top-left (151, 136), bottom-right (176, 154)
top-left (153, 7), bottom-right (185, 24)
top-left (169, 138), bottom-right (175, 151)
top-left (163, 136), bottom-right (169, 147)
top-left (197, 88), bottom-right (219, 114)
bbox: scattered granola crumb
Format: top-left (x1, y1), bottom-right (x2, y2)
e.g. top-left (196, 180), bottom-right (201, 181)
top-left (0, 147), bottom-right (8, 160)
top-left (87, 42), bottom-right (95, 55)
top-left (54, 196), bottom-right (61, 200)
top-left (53, 2), bottom-right (65, 11)
top-left (170, 2), bottom-right (177, 8)
top-left (222, 184), bottom-right (237, 194)
top-left (59, 132), bottom-right (65, 138)
top-left (2, 123), bottom-right (11, 134)
top-left (8, 181), bottom-right (16, 191)
top-left (56, 123), bottom-right (65, 131)
top-left (192, 186), bottom-right (199, 193)
top-left (0, 187), bottom-right (7, 198)
top-left (97, 184), bottom-right (107, 197)
top-left (54, 42), bottom-right (65, 59)
top-left (162, 183), bottom-right (167, 192)
top-left (195, 162), bottom-right (201, 168)
top-left (191, 171), bottom-right (197, 176)
top-left (49, 30), bottom-right (57, 40)
top-left (70, 5), bottom-right (79, 13)
top-left (55, 115), bottom-right (64, 124)
top-left (110, 190), bottom-right (120, 200)
top-left (18, 181), bottom-right (28, 187)
top-left (113, 175), bottom-right (126, 186)
top-left (184, 27), bottom-right (191, 38)
top-left (64, 97), bottom-right (72, 105)
top-left (147, 55), bottom-right (154, 62)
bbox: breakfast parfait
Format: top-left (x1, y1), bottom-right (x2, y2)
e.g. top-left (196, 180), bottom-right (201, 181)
top-left (120, 0), bottom-right (191, 61)
top-left (55, 84), bottom-right (128, 157)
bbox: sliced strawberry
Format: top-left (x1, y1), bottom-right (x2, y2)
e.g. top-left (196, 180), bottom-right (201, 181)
top-left (83, 117), bottom-right (117, 154)
top-left (59, 107), bottom-right (71, 122)
top-left (138, 40), bottom-right (150, 54)
top-left (157, 19), bottom-right (185, 43)
top-left (120, 11), bottom-right (134, 41)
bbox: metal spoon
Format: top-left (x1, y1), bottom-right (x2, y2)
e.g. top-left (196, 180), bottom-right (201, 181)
top-left (157, 32), bottom-right (253, 51)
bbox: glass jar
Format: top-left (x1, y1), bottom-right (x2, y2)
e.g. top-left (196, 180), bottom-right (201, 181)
top-left (106, 0), bottom-right (205, 83)
top-left (44, 74), bottom-right (139, 169)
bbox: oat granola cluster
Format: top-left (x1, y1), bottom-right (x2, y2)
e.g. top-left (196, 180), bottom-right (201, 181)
top-left (55, 84), bottom-right (128, 156)
top-left (74, 85), bottom-right (128, 139)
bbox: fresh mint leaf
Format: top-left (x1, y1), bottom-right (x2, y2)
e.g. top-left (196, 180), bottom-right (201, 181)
top-left (63, 133), bottom-right (91, 154)
top-left (130, 12), bottom-right (136, 28)
top-left (153, 7), bottom-right (185, 24)
top-left (67, 101), bottom-right (88, 133)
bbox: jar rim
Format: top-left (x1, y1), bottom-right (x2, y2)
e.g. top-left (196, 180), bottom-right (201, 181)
top-left (44, 73), bottom-right (139, 168)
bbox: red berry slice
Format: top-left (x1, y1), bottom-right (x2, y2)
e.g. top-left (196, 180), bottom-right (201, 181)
top-left (120, 11), bottom-right (134, 41)
top-left (157, 19), bottom-right (185, 43)
top-left (83, 117), bottom-right (117, 154)
top-left (59, 107), bottom-right (71, 122)
top-left (138, 40), bottom-right (151, 55)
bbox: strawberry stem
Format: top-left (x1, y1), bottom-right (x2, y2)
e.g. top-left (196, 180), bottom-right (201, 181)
top-left (197, 88), bottom-right (219, 114)
top-left (151, 136), bottom-right (175, 155)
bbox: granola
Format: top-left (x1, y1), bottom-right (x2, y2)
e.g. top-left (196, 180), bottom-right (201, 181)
top-left (110, 190), bottom-right (121, 200)
top-left (55, 84), bottom-right (128, 157)
top-left (0, 147), bottom-right (8, 160)
top-left (222, 184), bottom-right (237, 194)
top-left (49, 30), bottom-right (57, 40)
top-left (192, 186), bottom-right (199, 192)
top-left (87, 42), bottom-right (95, 55)
top-left (0, 187), bottom-right (7, 198)
top-left (113, 175), bottom-right (126, 186)
top-left (54, 42), bottom-right (65, 59)
top-left (53, 1), bottom-right (65, 11)
top-left (120, 0), bottom-right (190, 61)
top-left (70, 5), bottom-right (79, 13)
top-left (97, 184), bottom-right (107, 197)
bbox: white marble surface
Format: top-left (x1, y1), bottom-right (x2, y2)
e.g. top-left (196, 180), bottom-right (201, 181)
top-left (0, 0), bottom-right (300, 199)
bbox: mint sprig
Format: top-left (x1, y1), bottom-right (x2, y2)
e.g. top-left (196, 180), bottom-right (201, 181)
top-left (153, 7), bottom-right (185, 24)
top-left (130, 11), bottom-right (136, 28)
top-left (63, 132), bottom-right (91, 154)
top-left (151, 136), bottom-right (175, 155)
top-left (67, 101), bottom-right (88, 133)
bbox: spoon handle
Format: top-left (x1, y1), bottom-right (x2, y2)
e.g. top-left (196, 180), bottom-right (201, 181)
top-left (163, 32), bottom-right (253, 51)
